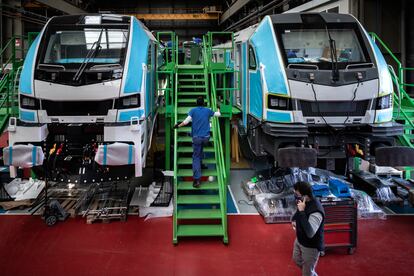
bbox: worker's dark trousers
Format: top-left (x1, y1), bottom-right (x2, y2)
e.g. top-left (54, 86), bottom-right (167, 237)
top-left (192, 136), bottom-right (210, 180)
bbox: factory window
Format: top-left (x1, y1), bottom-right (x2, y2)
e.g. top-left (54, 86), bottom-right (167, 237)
top-left (248, 46), bottom-right (257, 70)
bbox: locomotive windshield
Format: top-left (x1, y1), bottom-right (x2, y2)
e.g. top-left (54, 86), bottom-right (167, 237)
top-left (35, 22), bottom-right (130, 85)
top-left (282, 29), bottom-right (366, 64)
top-left (41, 27), bottom-right (128, 67)
top-left (275, 23), bottom-right (371, 70)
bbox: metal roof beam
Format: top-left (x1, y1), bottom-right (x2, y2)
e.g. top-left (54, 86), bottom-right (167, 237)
top-left (36, 0), bottom-right (86, 14)
top-left (220, 0), bottom-right (252, 25)
top-left (130, 13), bottom-right (219, 20)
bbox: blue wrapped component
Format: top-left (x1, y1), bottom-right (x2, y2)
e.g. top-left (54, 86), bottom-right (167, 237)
top-left (311, 184), bottom-right (331, 197)
top-left (329, 178), bottom-right (352, 198)
top-left (193, 37), bottom-right (202, 44)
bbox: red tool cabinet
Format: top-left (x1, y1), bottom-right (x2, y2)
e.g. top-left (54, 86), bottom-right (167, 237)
top-left (321, 198), bottom-right (357, 255)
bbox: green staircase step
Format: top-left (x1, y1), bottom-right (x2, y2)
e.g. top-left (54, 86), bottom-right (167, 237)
top-left (177, 64), bottom-right (204, 69)
top-left (177, 224), bottom-right (223, 237)
top-left (178, 85), bottom-right (207, 89)
top-left (177, 169), bottom-right (218, 177)
top-left (177, 107), bottom-right (193, 114)
top-left (177, 72), bottom-right (204, 75)
top-left (177, 194), bottom-right (220, 204)
top-left (177, 209), bottom-right (222, 219)
top-left (177, 126), bottom-right (191, 133)
top-left (179, 78), bottom-right (205, 82)
top-left (177, 146), bottom-right (214, 153)
top-left (178, 181), bottom-right (219, 190)
top-left (177, 136), bottom-right (212, 143)
top-left (177, 92), bottom-right (207, 96)
top-left (178, 98), bottom-right (208, 104)
top-left (177, 157), bottom-right (215, 164)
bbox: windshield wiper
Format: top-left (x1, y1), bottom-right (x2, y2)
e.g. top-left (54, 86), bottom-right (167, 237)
top-left (72, 29), bottom-right (104, 82)
top-left (325, 26), bottom-right (340, 82)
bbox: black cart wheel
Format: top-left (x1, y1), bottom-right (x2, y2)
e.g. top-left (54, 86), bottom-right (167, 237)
top-left (45, 215), bottom-right (58, 226)
top-left (348, 248), bottom-right (355, 255)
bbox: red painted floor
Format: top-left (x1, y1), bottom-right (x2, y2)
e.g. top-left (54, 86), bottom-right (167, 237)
top-left (0, 215), bottom-right (413, 276)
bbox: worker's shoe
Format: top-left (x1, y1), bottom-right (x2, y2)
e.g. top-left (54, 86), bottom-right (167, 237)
top-left (193, 179), bottom-right (201, 188)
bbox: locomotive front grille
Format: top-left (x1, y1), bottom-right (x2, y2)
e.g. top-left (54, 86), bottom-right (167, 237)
top-left (299, 100), bottom-right (370, 117)
top-left (42, 99), bottom-right (114, 116)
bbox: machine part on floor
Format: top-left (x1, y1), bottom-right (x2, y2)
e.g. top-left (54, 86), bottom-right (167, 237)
top-left (140, 201), bottom-right (173, 220)
top-left (321, 198), bottom-right (358, 255)
top-left (254, 193), bottom-right (296, 223)
top-left (42, 199), bottom-right (69, 226)
top-left (350, 170), bottom-right (402, 205)
top-left (350, 189), bottom-right (386, 219)
top-left (328, 178), bottom-right (352, 198)
top-left (0, 183), bottom-right (13, 202)
top-left (150, 176), bottom-right (173, 207)
top-left (3, 178), bottom-right (45, 201)
top-left (28, 181), bottom-right (89, 219)
top-left (391, 178), bottom-right (414, 206)
top-left (83, 182), bottom-right (130, 224)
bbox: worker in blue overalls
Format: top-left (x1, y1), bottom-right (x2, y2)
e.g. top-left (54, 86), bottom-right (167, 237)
top-left (174, 96), bottom-right (221, 188)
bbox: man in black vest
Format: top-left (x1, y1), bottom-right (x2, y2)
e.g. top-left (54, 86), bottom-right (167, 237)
top-left (291, 181), bottom-right (325, 276)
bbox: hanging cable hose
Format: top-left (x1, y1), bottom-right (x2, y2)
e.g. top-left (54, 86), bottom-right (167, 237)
top-left (343, 80), bottom-right (361, 124)
top-left (310, 82), bottom-right (338, 157)
top-left (310, 81), bottom-right (331, 127)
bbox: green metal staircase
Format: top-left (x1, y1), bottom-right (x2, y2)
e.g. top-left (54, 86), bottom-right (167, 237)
top-left (0, 36), bottom-right (25, 131)
top-left (173, 63), bottom-right (228, 243)
top-left (370, 33), bottom-right (414, 148)
top-left (370, 33), bottom-right (414, 177)
top-left (157, 32), bottom-right (236, 244)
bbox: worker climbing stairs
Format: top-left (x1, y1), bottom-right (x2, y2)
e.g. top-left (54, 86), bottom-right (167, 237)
top-left (157, 32), bottom-right (237, 244)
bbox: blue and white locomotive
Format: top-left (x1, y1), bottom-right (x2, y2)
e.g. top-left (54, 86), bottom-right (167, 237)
top-left (232, 13), bottom-right (401, 167)
top-left (7, 14), bottom-right (157, 179)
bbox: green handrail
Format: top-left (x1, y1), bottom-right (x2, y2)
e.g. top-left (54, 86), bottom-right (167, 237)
top-left (202, 35), bottom-right (227, 238)
top-left (172, 63), bottom-right (178, 243)
top-left (370, 32), bottom-right (414, 105)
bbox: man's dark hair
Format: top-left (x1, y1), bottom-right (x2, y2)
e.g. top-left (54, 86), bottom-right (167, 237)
top-left (196, 96), bottom-right (204, 106)
top-left (293, 181), bottom-right (314, 199)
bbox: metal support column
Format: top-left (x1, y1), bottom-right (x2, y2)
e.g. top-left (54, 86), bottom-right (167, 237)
top-left (225, 118), bottom-right (230, 184)
top-left (165, 118), bottom-right (171, 170)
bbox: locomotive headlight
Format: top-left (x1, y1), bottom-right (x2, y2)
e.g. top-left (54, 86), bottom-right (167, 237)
top-left (20, 95), bottom-right (40, 110)
top-left (116, 94), bottom-right (140, 109)
top-left (270, 98), bottom-right (279, 107)
top-left (268, 94), bottom-right (290, 110)
top-left (123, 96), bottom-right (138, 106)
top-left (376, 94), bottom-right (392, 110)
top-left (112, 69), bottom-right (123, 79)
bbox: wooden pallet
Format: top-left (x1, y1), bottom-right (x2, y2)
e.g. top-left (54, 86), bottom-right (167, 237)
top-left (85, 198), bottom-right (128, 224)
top-left (59, 198), bottom-right (79, 218)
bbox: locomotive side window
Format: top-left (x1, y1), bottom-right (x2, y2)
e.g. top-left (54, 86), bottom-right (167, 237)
top-left (248, 45), bottom-right (257, 70)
